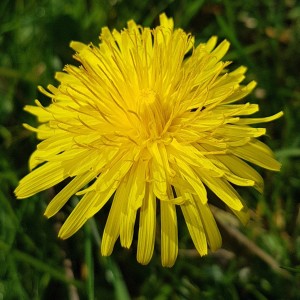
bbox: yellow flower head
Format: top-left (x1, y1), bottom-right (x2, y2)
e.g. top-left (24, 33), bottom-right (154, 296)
top-left (15, 14), bottom-right (283, 267)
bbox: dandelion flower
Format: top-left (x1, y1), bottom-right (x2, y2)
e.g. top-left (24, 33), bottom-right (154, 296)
top-left (15, 13), bottom-right (283, 267)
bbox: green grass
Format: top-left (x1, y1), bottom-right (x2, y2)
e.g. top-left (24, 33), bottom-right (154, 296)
top-left (1, 0), bottom-right (300, 299)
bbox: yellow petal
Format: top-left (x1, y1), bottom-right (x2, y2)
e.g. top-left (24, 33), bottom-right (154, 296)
top-left (137, 182), bottom-right (156, 265)
top-left (215, 125), bottom-right (266, 138)
top-left (128, 159), bottom-right (147, 210)
top-left (119, 160), bottom-right (147, 248)
top-left (101, 180), bottom-right (128, 256)
top-left (94, 150), bottom-right (134, 193)
top-left (210, 39), bottom-right (230, 61)
top-left (159, 13), bottom-right (174, 29)
top-left (223, 81), bottom-right (257, 104)
top-left (37, 134), bottom-right (72, 151)
top-left (59, 188), bottom-right (112, 239)
top-left (44, 171), bottom-right (96, 218)
top-left (198, 170), bottom-right (244, 211)
top-left (160, 201), bottom-right (178, 267)
top-left (232, 140), bottom-right (281, 171)
top-left (197, 202), bottom-right (222, 251)
top-left (170, 139), bottom-right (224, 177)
top-left (70, 41), bottom-right (88, 53)
top-left (149, 142), bottom-right (168, 200)
top-left (204, 36), bottom-right (218, 52)
top-left (29, 136), bottom-right (74, 170)
top-left (216, 154), bottom-right (264, 193)
top-left (237, 111), bottom-right (284, 125)
top-left (58, 191), bottom-right (98, 239)
top-left (120, 207), bottom-right (138, 249)
top-left (213, 103), bottom-right (259, 117)
top-left (24, 102), bottom-right (52, 123)
top-left (181, 197), bottom-right (208, 256)
top-left (58, 149), bottom-right (100, 176)
top-left (204, 155), bottom-right (255, 187)
top-left (175, 158), bottom-right (207, 204)
top-left (15, 161), bottom-right (68, 199)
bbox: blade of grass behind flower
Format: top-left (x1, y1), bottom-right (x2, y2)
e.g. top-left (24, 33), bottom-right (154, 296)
top-left (85, 223), bottom-right (95, 300)
top-left (0, 240), bottom-right (83, 288)
top-left (88, 218), bottom-right (131, 300)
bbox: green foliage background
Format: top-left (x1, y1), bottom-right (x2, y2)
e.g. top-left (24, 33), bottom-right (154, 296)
top-left (1, 0), bottom-right (300, 299)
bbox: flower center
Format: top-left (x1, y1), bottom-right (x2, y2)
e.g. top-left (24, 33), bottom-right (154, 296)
top-left (138, 89), bottom-right (166, 141)
top-left (141, 89), bottom-right (157, 106)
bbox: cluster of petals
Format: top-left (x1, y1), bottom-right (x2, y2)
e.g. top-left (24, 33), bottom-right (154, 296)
top-left (15, 14), bottom-right (282, 267)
